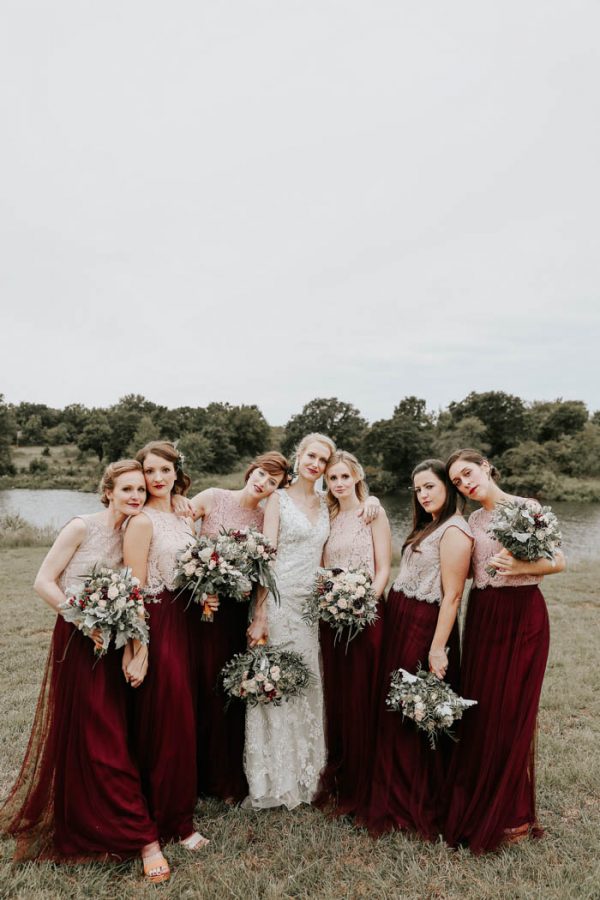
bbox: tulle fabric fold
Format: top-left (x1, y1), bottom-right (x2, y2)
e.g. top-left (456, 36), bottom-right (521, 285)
top-left (0, 617), bottom-right (157, 861)
top-left (355, 589), bottom-right (460, 839)
top-left (443, 584), bottom-right (549, 854)
top-left (314, 600), bottom-right (384, 815)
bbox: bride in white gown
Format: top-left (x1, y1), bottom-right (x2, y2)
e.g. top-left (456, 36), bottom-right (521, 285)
top-left (244, 433), bottom-right (379, 809)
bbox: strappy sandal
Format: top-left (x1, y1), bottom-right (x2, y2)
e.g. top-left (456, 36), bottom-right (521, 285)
top-left (143, 851), bottom-right (171, 884)
top-left (180, 831), bottom-right (210, 850)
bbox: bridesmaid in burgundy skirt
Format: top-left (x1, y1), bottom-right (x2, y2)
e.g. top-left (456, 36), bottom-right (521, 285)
top-left (444, 449), bottom-right (565, 854)
top-left (314, 450), bottom-right (392, 816)
top-left (172, 452), bottom-right (289, 802)
top-left (0, 461), bottom-right (168, 881)
top-left (356, 459), bottom-right (473, 839)
top-left (125, 441), bottom-right (210, 855)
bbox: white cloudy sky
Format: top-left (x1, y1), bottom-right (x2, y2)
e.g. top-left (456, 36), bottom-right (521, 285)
top-left (1, 0), bottom-right (599, 424)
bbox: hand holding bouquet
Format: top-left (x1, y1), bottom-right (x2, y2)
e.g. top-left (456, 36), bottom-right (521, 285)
top-left (386, 667), bottom-right (477, 749)
top-left (175, 534), bottom-right (253, 621)
top-left (60, 565), bottom-right (149, 658)
top-left (220, 642), bottom-right (312, 707)
top-left (486, 499), bottom-right (562, 577)
top-left (303, 567), bottom-right (379, 647)
top-left (220, 527), bottom-right (280, 603)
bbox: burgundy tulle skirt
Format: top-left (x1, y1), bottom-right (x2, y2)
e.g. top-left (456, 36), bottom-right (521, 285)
top-left (0, 617), bottom-right (157, 861)
top-left (314, 601), bottom-right (385, 815)
top-left (189, 598), bottom-right (249, 802)
top-left (130, 590), bottom-right (197, 843)
top-left (356, 589), bottom-right (460, 839)
top-left (443, 584), bottom-right (549, 854)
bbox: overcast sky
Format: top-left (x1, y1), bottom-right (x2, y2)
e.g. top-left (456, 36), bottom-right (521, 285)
top-left (1, 1), bottom-right (599, 425)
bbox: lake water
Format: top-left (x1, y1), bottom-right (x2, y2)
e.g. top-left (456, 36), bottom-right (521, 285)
top-left (1, 489), bottom-right (598, 563)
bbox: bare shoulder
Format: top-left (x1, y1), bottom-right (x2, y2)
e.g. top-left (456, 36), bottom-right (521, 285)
top-left (126, 512), bottom-right (154, 535)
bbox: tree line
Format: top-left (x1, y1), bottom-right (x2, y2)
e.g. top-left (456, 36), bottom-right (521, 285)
top-left (1, 392), bottom-right (599, 499)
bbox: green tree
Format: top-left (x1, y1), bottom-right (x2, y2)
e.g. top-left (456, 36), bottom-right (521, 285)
top-left (62, 403), bottom-right (91, 442)
top-left (177, 432), bottom-right (216, 474)
top-left (105, 395), bottom-right (159, 460)
top-left (432, 414), bottom-right (490, 460)
top-left (21, 414), bottom-right (46, 445)
top-left (499, 441), bottom-right (560, 498)
top-left (0, 395), bottom-right (15, 474)
top-left (126, 415), bottom-right (158, 457)
top-left (282, 398), bottom-right (368, 457)
top-left (199, 422), bottom-right (238, 473)
top-left (538, 400), bottom-right (588, 442)
top-left (77, 411), bottom-right (112, 460)
top-left (362, 397), bottom-right (434, 486)
top-left (448, 391), bottom-right (528, 457)
top-left (227, 405), bottom-right (270, 458)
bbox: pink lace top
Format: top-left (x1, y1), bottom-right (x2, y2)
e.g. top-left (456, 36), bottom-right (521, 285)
top-left (393, 515), bottom-right (473, 605)
top-left (200, 488), bottom-right (263, 538)
top-left (470, 505), bottom-right (544, 589)
top-left (59, 513), bottom-right (122, 593)
top-left (140, 506), bottom-right (195, 596)
top-left (323, 510), bottom-right (375, 578)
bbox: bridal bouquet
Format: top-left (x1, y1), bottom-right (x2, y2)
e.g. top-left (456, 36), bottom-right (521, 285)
top-left (220, 642), bottom-right (312, 707)
top-left (386, 667), bottom-right (477, 749)
top-left (60, 565), bottom-right (149, 658)
top-left (486, 499), bottom-right (562, 577)
top-left (175, 534), bottom-right (253, 621)
top-left (220, 527), bottom-right (280, 603)
top-left (303, 567), bottom-right (379, 646)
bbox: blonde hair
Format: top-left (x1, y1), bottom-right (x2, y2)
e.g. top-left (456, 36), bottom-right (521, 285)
top-left (292, 433), bottom-right (336, 473)
top-left (98, 459), bottom-right (144, 507)
top-left (325, 450), bottom-right (368, 519)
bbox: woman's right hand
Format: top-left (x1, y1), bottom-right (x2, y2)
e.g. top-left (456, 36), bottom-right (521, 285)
top-left (247, 613), bottom-right (268, 648)
top-left (428, 646), bottom-right (448, 680)
top-left (89, 627), bottom-right (104, 653)
top-left (171, 495), bottom-right (195, 518)
top-left (204, 594), bottom-right (220, 611)
top-left (125, 646), bottom-right (149, 688)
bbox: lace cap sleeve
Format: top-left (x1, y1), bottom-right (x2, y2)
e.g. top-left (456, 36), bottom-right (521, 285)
top-left (438, 515), bottom-right (473, 542)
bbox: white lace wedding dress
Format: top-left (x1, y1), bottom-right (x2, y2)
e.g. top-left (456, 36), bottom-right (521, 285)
top-left (243, 489), bottom-right (330, 809)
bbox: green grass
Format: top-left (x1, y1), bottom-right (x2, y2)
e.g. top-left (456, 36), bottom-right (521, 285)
top-left (0, 553), bottom-right (599, 899)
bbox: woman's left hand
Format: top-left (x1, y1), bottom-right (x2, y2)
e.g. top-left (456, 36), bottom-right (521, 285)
top-left (428, 647), bottom-right (448, 680)
top-left (172, 495), bottom-right (195, 518)
top-left (359, 497), bottom-right (381, 524)
top-left (488, 548), bottom-right (524, 576)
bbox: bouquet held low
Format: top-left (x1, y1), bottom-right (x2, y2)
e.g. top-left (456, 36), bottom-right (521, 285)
top-left (220, 642), bottom-right (312, 707)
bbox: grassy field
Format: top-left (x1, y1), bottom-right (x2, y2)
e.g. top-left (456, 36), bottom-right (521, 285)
top-left (0, 549), bottom-right (599, 899)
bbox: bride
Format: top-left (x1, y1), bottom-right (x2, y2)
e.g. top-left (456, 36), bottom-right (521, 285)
top-left (244, 433), bottom-right (379, 809)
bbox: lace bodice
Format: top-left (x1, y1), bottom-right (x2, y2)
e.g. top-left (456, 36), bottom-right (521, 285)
top-left (244, 488), bottom-right (330, 810)
top-left (470, 505), bottom-right (544, 590)
top-left (200, 488), bottom-right (263, 538)
top-left (59, 514), bottom-right (123, 593)
top-left (141, 507), bottom-right (195, 596)
top-left (393, 515), bottom-right (473, 604)
top-left (323, 509), bottom-right (375, 577)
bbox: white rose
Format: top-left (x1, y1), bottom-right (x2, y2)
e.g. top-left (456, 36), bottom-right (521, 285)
top-left (115, 597), bottom-right (126, 610)
top-left (89, 592), bottom-right (100, 604)
top-left (107, 585), bottom-right (120, 600)
top-left (355, 586), bottom-right (366, 598)
top-left (242, 679), bottom-right (257, 693)
top-left (98, 598), bottom-right (107, 608)
top-left (183, 562), bottom-right (196, 577)
top-left (199, 547), bottom-right (213, 562)
top-left (263, 682), bottom-right (274, 692)
top-left (255, 673), bottom-right (265, 682)
top-left (111, 573), bottom-right (120, 582)
top-left (269, 666), bottom-right (281, 681)
top-left (414, 708), bottom-right (425, 722)
top-left (337, 598), bottom-right (348, 610)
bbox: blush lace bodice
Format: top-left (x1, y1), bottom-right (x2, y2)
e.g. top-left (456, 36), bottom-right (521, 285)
top-left (200, 488), bottom-right (264, 538)
top-left (59, 514), bottom-right (123, 593)
top-left (470, 506), bottom-right (544, 589)
top-left (323, 509), bottom-right (375, 577)
top-left (393, 515), bottom-right (473, 604)
top-left (141, 507), bottom-right (195, 596)
top-left (244, 488), bottom-right (330, 809)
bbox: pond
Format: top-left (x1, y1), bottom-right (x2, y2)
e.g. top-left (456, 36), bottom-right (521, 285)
top-left (1, 489), bottom-right (598, 563)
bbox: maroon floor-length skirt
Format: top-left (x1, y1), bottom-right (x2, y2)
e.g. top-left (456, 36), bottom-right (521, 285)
top-left (190, 598), bottom-right (249, 802)
top-left (314, 601), bottom-right (385, 815)
top-left (443, 584), bottom-right (549, 854)
top-left (356, 589), bottom-right (460, 839)
top-left (0, 617), bottom-right (157, 861)
top-left (130, 590), bottom-right (197, 843)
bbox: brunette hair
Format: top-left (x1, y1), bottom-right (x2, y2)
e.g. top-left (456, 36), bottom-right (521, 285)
top-left (135, 440), bottom-right (191, 495)
top-left (325, 450), bottom-right (369, 520)
top-left (244, 451), bottom-right (290, 488)
top-left (98, 459), bottom-right (144, 507)
top-left (292, 433), bottom-right (336, 473)
top-left (403, 459), bottom-right (463, 553)
top-left (445, 448), bottom-right (501, 483)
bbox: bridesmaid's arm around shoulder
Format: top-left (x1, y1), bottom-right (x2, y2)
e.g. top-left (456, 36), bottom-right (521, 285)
top-left (247, 492), bottom-right (280, 647)
top-left (370, 507), bottom-right (392, 599)
top-left (171, 488), bottom-right (212, 521)
top-left (429, 525), bottom-right (473, 679)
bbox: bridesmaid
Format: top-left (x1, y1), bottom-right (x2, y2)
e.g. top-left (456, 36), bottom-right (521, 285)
top-left (314, 450), bottom-right (392, 816)
top-left (0, 461), bottom-right (169, 882)
top-left (444, 448), bottom-right (565, 853)
top-left (177, 452), bottom-right (289, 803)
top-left (356, 459), bottom-right (473, 839)
top-left (124, 441), bottom-right (210, 853)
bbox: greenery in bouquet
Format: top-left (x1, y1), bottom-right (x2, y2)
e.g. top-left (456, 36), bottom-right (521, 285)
top-left (303, 567), bottom-right (379, 647)
top-left (60, 565), bottom-right (149, 657)
top-left (486, 499), bottom-right (562, 577)
top-left (175, 534), bottom-right (253, 621)
top-left (220, 526), bottom-right (280, 603)
top-left (386, 666), bottom-right (477, 749)
top-left (220, 642), bottom-right (312, 707)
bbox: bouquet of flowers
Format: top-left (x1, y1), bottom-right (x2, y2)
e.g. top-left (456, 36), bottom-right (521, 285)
top-left (303, 567), bottom-right (379, 646)
top-left (220, 642), bottom-right (312, 707)
top-left (486, 499), bottom-right (562, 577)
top-left (60, 565), bottom-right (149, 657)
top-left (175, 534), bottom-right (253, 621)
top-left (220, 527), bottom-right (280, 603)
top-left (386, 667), bottom-right (477, 749)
